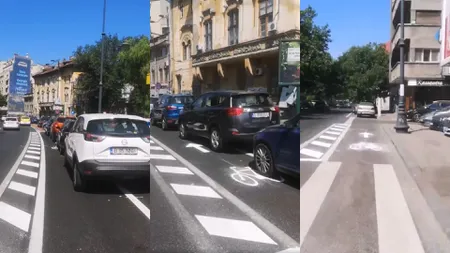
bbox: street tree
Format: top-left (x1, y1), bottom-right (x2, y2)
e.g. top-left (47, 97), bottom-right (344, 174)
top-left (336, 43), bottom-right (389, 102)
top-left (73, 34), bottom-right (127, 113)
top-left (0, 94), bottom-right (7, 107)
top-left (300, 6), bottom-right (337, 99)
top-left (118, 36), bottom-right (151, 116)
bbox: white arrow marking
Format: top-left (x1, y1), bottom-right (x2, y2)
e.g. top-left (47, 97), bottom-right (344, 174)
top-left (186, 143), bottom-right (210, 153)
top-left (359, 131), bottom-right (373, 139)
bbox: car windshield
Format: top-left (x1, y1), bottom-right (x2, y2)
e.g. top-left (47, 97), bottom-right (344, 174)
top-left (232, 94), bottom-right (273, 107)
top-left (86, 118), bottom-right (150, 137)
top-left (169, 96), bottom-right (194, 104)
top-left (6, 118), bottom-right (17, 121)
top-left (21, 117), bottom-right (30, 120)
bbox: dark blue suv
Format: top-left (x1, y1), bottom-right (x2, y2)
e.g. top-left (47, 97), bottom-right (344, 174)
top-left (253, 113), bottom-right (299, 178)
top-left (150, 94), bottom-right (195, 130)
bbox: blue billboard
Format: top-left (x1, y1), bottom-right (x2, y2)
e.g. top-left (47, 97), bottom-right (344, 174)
top-left (8, 56), bottom-right (31, 112)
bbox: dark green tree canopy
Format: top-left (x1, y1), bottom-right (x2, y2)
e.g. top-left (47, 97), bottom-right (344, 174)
top-left (0, 94), bottom-right (7, 107)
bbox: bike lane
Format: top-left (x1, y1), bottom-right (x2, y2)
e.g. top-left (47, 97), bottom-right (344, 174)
top-left (149, 130), bottom-right (300, 248)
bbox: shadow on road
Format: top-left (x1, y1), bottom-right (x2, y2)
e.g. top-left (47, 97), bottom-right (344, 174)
top-left (247, 161), bottom-right (300, 189)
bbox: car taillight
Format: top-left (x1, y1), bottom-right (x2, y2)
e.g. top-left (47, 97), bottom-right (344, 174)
top-left (84, 133), bottom-right (105, 142)
top-left (227, 107), bottom-right (243, 116)
top-left (270, 106), bottom-right (280, 113)
top-left (141, 135), bottom-right (151, 143)
top-left (166, 105), bottom-right (177, 110)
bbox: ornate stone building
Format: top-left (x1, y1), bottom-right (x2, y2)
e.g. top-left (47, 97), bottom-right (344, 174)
top-left (170, 0), bottom-right (300, 97)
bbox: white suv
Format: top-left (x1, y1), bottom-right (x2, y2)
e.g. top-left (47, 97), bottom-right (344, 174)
top-left (64, 113), bottom-right (151, 192)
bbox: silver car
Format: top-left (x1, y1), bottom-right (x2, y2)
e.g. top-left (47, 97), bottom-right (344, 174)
top-left (356, 102), bottom-right (376, 118)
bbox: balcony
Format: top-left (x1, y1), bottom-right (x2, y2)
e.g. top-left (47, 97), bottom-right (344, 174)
top-left (390, 62), bottom-right (441, 83)
top-left (391, 24), bottom-right (439, 48)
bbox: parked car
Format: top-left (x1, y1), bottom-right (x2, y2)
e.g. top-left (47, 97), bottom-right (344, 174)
top-left (64, 113), bottom-right (151, 192)
top-left (407, 100), bottom-right (450, 122)
top-left (19, 116), bottom-right (31, 126)
top-left (356, 102), bottom-right (376, 118)
top-left (2, 117), bottom-right (20, 130)
top-left (31, 116), bottom-right (39, 124)
top-left (311, 100), bottom-right (330, 113)
top-left (51, 116), bottom-right (76, 142)
top-left (178, 90), bottom-right (280, 152)
top-left (38, 116), bottom-right (49, 127)
top-left (1, 116), bottom-right (6, 121)
top-left (252, 113), bottom-right (299, 178)
top-left (56, 119), bottom-right (76, 155)
top-left (429, 106), bottom-right (450, 130)
top-left (150, 94), bottom-right (194, 130)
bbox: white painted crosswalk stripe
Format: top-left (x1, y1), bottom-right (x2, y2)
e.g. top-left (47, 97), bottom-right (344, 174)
top-left (170, 184), bottom-right (222, 199)
top-left (21, 160), bottom-right (39, 168)
top-left (329, 127), bottom-right (344, 132)
top-left (28, 147), bottom-right (40, 151)
top-left (311, 140), bottom-right (332, 148)
top-left (24, 154), bottom-right (40, 160)
top-left (8, 181), bottom-right (36, 196)
top-left (29, 144), bottom-right (40, 147)
top-left (300, 162), bottom-right (341, 248)
top-left (374, 164), bottom-right (425, 253)
top-left (16, 169), bottom-right (38, 179)
top-left (300, 148), bottom-right (323, 159)
top-left (195, 215), bottom-right (277, 245)
top-left (150, 154), bottom-right (176, 160)
top-left (150, 146), bottom-right (164, 150)
top-left (155, 165), bottom-right (194, 175)
top-left (150, 140), bottom-right (154, 144)
top-left (0, 201), bottom-right (31, 232)
top-left (319, 135), bottom-right (337, 141)
top-left (26, 150), bottom-right (40, 155)
top-left (325, 130), bottom-right (341, 135)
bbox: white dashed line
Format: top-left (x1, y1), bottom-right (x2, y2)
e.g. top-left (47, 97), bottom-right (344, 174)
top-left (28, 147), bottom-right (40, 151)
top-left (170, 184), bottom-right (223, 199)
top-left (0, 201), bottom-right (31, 232)
top-left (299, 148), bottom-right (323, 159)
top-left (311, 141), bottom-right (332, 148)
top-left (24, 155), bottom-right (40, 160)
top-left (150, 146), bottom-right (164, 150)
top-left (16, 169), bottom-right (38, 179)
top-left (8, 181), bottom-right (36, 196)
top-left (21, 160), bottom-right (39, 168)
top-left (325, 131), bottom-right (341, 135)
top-left (150, 154), bottom-right (176, 160)
top-left (117, 186), bottom-right (150, 219)
top-left (155, 165), bottom-right (194, 175)
top-left (26, 150), bottom-right (40, 155)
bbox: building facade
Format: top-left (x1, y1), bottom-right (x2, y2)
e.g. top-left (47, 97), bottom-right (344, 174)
top-left (170, 0), bottom-right (300, 97)
top-left (389, 0), bottom-right (445, 109)
top-left (150, 34), bottom-right (171, 95)
top-left (32, 59), bottom-right (81, 116)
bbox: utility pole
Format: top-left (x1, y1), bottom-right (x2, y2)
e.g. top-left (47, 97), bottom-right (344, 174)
top-left (98, 0), bottom-right (107, 113)
top-left (394, 0), bottom-right (409, 133)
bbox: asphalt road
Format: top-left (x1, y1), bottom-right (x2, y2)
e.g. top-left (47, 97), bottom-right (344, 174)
top-left (300, 110), bottom-right (352, 145)
top-left (300, 116), bottom-right (450, 253)
top-left (149, 125), bottom-right (299, 253)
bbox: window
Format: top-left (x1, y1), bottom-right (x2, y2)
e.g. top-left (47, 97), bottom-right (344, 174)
top-left (164, 67), bottom-right (169, 83)
top-left (415, 48), bottom-right (440, 62)
top-left (159, 68), bottom-right (163, 82)
top-left (170, 96), bottom-right (194, 104)
top-left (232, 93), bottom-right (273, 107)
top-left (182, 41), bottom-right (191, 61)
top-left (86, 118), bottom-right (150, 137)
top-left (192, 95), bottom-right (206, 109)
top-left (151, 70), bottom-right (155, 83)
top-left (162, 47), bottom-right (167, 57)
top-left (228, 10), bottom-right (239, 45)
top-left (204, 20), bottom-right (213, 51)
top-left (259, 0), bottom-right (273, 37)
top-left (205, 95), bottom-right (228, 107)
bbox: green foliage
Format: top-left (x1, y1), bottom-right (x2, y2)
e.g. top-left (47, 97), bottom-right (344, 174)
top-left (300, 6), bottom-right (338, 99)
top-left (0, 94), bottom-right (7, 107)
top-left (336, 43), bottom-right (389, 102)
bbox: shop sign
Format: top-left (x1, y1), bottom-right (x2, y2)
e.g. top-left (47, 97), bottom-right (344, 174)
top-left (417, 80), bottom-right (444, 86)
top-left (53, 105), bottom-right (63, 111)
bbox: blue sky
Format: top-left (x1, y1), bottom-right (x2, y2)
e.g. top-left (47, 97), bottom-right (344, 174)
top-left (0, 0), bottom-right (149, 65)
top-left (302, 0), bottom-right (390, 58)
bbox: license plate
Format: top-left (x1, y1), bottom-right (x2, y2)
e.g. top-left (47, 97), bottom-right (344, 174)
top-left (252, 112), bottom-right (270, 118)
top-left (110, 148), bottom-right (138, 155)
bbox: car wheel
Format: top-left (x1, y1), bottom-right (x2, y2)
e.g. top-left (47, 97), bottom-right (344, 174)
top-left (179, 122), bottom-right (189, 139)
top-left (73, 160), bottom-right (87, 192)
top-left (209, 127), bottom-right (223, 152)
top-left (413, 114), bottom-right (420, 122)
top-left (254, 143), bottom-right (276, 178)
top-left (161, 117), bottom-right (168, 131)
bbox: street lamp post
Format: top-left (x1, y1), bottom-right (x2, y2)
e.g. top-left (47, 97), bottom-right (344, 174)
top-left (98, 0), bottom-right (107, 113)
top-left (394, 0), bottom-right (410, 133)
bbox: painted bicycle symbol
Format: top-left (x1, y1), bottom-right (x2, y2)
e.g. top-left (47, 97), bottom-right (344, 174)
top-left (349, 142), bottom-right (384, 152)
top-left (229, 166), bottom-right (281, 187)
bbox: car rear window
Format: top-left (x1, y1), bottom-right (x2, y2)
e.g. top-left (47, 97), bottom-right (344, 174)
top-left (232, 94), bottom-right (273, 107)
top-left (86, 118), bottom-right (150, 137)
top-left (21, 117), bottom-right (30, 120)
top-left (169, 96), bottom-right (194, 104)
top-left (6, 118), bottom-right (17, 121)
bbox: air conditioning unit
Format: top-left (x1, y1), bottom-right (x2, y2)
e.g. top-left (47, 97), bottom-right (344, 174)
top-left (164, 60), bottom-right (169, 67)
top-left (268, 22), bottom-right (277, 32)
top-left (442, 66), bottom-right (450, 76)
top-left (254, 68), bottom-right (264, 76)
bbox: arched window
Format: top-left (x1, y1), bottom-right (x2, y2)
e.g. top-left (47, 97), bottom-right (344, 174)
top-left (182, 40), bottom-right (191, 61)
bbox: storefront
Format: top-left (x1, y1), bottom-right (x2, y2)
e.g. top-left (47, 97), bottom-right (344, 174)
top-left (405, 79), bottom-right (450, 109)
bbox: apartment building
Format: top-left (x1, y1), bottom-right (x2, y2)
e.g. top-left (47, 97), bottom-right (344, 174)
top-left (389, 0), bottom-right (445, 109)
top-left (32, 59), bottom-right (81, 116)
top-left (170, 0), bottom-right (300, 97)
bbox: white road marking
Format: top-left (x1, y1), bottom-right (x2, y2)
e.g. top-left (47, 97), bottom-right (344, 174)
top-left (186, 143), bottom-right (210, 153)
top-left (345, 112), bottom-right (352, 118)
top-left (359, 131), bottom-right (374, 138)
top-left (321, 117), bottom-right (356, 162)
top-left (276, 248), bottom-right (301, 253)
top-left (150, 146), bottom-right (163, 150)
top-left (8, 181), bottom-right (36, 196)
top-left (28, 147), bottom-right (40, 151)
top-left (325, 130), bottom-right (341, 135)
top-left (300, 148), bottom-right (323, 159)
top-left (155, 165), bottom-right (194, 175)
top-left (29, 144), bottom-right (40, 147)
top-left (311, 140), bottom-right (332, 148)
top-left (16, 169), bottom-right (38, 179)
top-left (28, 129), bottom-right (47, 253)
top-left (170, 184), bottom-right (223, 199)
top-left (236, 149), bottom-right (254, 157)
top-left (195, 215), bottom-right (277, 245)
top-left (374, 164), bottom-right (425, 253)
top-left (149, 140), bottom-right (154, 144)
top-left (25, 154), bottom-right (40, 160)
top-left (150, 154), bottom-right (176, 160)
top-left (319, 135), bottom-right (337, 141)
top-left (300, 158), bottom-right (322, 162)
top-left (0, 201), bottom-right (31, 232)
top-left (117, 185), bottom-right (150, 219)
top-left (26, 150), bottom-right (40, 155)
top-left (329, 127), bottom-right (344, 132)
top-left (21, 160), bottom-right (40, 168)
top-left (300, 162), bottom-right (341, 248)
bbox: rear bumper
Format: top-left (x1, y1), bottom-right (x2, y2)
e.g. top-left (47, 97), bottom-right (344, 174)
top-left (78, 160), bottom-right (150, 179)
top-left (3, 125), bottom-right (20, 129)
top-left (357, 110), bottom-right (375, 115)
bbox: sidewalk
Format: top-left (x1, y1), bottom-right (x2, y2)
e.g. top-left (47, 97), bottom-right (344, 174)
top-left (380, 120), bottom-right (450, 239)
